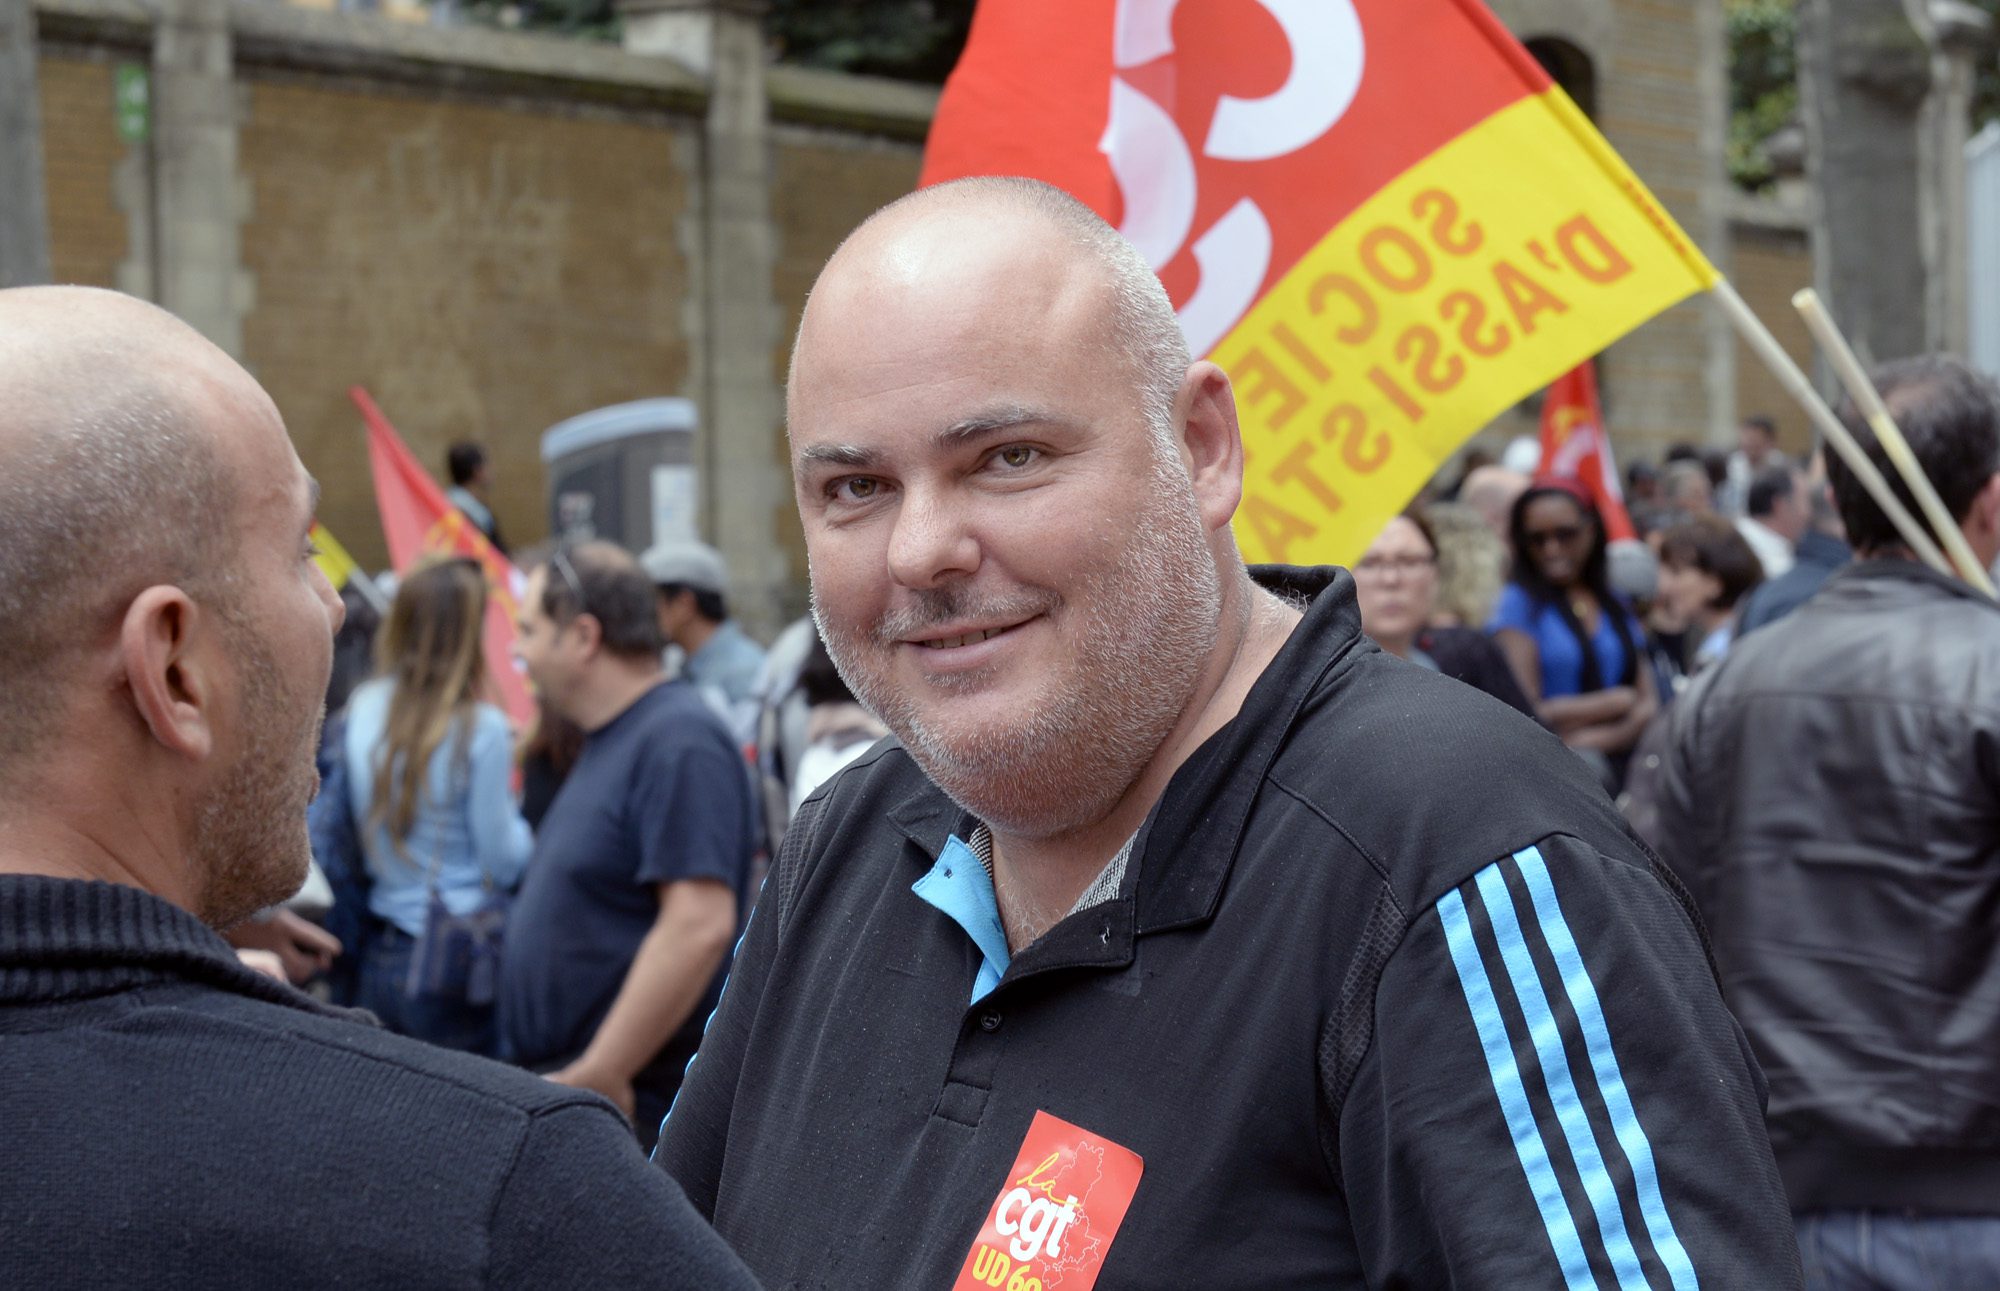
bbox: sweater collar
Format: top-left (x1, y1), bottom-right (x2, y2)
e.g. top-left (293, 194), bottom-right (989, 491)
top-left (0, 874), bottom-right (357, 1019)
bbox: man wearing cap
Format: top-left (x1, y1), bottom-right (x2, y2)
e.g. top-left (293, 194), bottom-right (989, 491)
top-left (642, 539), bottom-right (767, 743)
top-left (501, 541), bottom-right (756, 1148)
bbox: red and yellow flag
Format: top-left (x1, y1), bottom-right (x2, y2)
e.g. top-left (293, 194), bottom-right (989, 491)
top-left (922, 0), bottom-right (1718, 564)
top-left (351, 387), bottom-right (534, 726)
top-left (1540, 361), bottom-right (1636, 542)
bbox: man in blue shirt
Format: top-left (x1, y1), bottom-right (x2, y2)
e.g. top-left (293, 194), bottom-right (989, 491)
top-left (641, 539), bottom-right (767, 745)
top-left (502, 541), bottom-right (754, 1148)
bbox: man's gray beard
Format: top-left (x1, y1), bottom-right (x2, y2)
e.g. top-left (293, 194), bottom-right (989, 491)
top-left (195, 619), bottom-right (318, 929)
top-left (817, 455), bottom-right (1223, 840)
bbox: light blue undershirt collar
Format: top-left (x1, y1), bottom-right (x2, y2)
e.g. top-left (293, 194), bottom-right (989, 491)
top-left (911, 834), bottom-right (1013, 1004)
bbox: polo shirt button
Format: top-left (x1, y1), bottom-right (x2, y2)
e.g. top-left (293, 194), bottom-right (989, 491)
top-left (977, 1010), bottom-right (1002, 1033)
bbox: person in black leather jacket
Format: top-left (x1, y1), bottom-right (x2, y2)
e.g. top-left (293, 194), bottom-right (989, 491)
top-left (1657, 354), bottom-right (2000, 1290)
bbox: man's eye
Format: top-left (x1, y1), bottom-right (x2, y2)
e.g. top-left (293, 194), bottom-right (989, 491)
top-left (995, 446), bottom-right (1038, 469)
top-left (833, 477), bottom-right (881, 502)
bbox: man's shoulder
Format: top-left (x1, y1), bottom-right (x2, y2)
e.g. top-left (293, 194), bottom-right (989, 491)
top-left (712, 623), bottom-right (768, 671)
top-left (1268, 649), bottom-right (1634, 908)
top-left (1276, 646), bottom-right (1581, 800)
top-left (791, 737), bottom-right (928, 834)
top-left (752, 738), bottom-right (924, 931)
top-left (1724, 563), bottom-right (2000, 689)
top-left (614, 681), bottom-right (739, 754)
top-left (187, 987), bottom-right (626, 1127)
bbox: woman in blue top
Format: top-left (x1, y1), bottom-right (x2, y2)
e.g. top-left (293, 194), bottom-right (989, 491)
top-left (346, 558), bottom-right (532, 1054)
top-left (1489, 479), bottom-right (1658, 781)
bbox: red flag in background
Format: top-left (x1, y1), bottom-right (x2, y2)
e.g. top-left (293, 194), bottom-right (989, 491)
top-left (351, 386), bottom-right (535, 726)
top-left (1539, 362), bottom-right (1635, 541)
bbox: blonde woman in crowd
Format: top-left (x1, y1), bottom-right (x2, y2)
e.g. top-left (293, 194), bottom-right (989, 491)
top-left (344, 557), bottom-right (531, 1054)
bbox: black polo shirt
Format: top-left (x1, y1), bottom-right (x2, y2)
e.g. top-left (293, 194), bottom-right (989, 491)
top-left (658, 567), bottom-right (1802, 1288)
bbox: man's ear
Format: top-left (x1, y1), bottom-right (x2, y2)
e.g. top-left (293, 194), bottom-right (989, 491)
top-left (1968, 472), bottom-right (2000, 552)
top-left (569, 612), bottom-right (606, 661)
top-left (1175, 361), bottom-right (1246, 535)
top-left (119, 586), bottom-right (216, 761)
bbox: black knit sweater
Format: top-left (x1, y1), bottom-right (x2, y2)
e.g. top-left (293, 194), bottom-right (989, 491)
top-left (0, 875), bottom-right (759, 1290)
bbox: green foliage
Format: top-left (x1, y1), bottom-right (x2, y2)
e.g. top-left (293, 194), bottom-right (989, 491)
top-left (1728, 0), bottom-right (2000, 188)
top-left (766, 0), bottom-right (975, 82)
top-left (1727, 0), bottom-right (1798, 190)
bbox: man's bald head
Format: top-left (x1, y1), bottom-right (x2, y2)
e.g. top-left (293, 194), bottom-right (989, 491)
top-left (0, 287), bottom-right (246, 785)
top-left (789, 176), bottom-right (1192, 451)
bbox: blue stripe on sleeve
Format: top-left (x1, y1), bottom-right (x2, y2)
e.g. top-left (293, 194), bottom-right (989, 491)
top-left (1476, 863), bottom-right (1650, 1290)
top-left (657, 904), bottom-right (760, 1147)
top-left (1516, 845), bottom-right (1701, 1291)
top-left (1438, 888), bottom-right (1598, 1291)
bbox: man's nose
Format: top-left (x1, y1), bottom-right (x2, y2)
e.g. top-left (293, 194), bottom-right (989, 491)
top-left (885, 490), bottom-right (979, 589)
top-left (321, 577), bottom-right (347, 635)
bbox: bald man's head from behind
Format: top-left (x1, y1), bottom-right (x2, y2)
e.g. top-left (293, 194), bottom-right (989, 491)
top-left (786, 177), bottom-right (1262, 838)
top-left (0, 287), bottom-right (344, 927)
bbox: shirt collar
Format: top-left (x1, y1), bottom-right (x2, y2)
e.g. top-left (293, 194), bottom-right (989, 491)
top-left (911, 836), bottom-right (1012, 1004)
top-left (0, 875), bottom-right (359, 1019)
top-left (913, 825), bottom-right (1141, 1003)
top-left (961, 822), bottom-right (1136, 917)
top-left (888, 565), bottom-right (1367, 947)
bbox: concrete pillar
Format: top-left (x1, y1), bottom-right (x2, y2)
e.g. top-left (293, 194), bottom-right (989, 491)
top-left (1693, 0), bottom-right (1739, 444)
top-left (153, 0), bottom-right (248, 354)
top-left (1923, 0), bottom-right (1991, 355)
top-left (0, 0), bottom-right (51, 287)
top-left (625, 0), bottom-right (791, 640)
top-left (1798, 0), bottom-right (1933, 365)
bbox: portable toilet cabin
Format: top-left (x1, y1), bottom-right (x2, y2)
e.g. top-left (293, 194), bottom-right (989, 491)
top-left (540, 398), bottom-right (699, 554)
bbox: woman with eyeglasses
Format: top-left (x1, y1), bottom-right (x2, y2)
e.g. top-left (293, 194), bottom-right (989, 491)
top-left (343, 557), bottom-right (532, 1054)
top-left (1353, 511), bottom-right (1536, 718)
top-left (1488, 479), bottom-right (1657, 784)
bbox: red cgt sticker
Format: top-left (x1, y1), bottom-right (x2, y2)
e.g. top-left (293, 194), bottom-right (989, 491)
top-left (952, 1111), bottom-right (1145, 1291)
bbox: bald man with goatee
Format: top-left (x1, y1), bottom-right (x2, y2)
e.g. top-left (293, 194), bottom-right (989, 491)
top-left (0, 287), bottom-right (756, 1291)
top-left (656, 179), bottom-right (1802, 1288)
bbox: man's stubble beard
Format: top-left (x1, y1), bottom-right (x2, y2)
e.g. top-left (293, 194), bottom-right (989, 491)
top-left (195, 618), bottom-right (321, 929)
top-left (817, 450), bottom-right (1222, 840)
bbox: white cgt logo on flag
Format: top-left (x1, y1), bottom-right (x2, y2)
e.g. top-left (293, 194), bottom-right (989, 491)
top-left (1101, 0), bottom-right (1367, 354)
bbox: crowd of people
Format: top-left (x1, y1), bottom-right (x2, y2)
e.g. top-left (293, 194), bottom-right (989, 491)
top-left (1352, 410), bottom-right (1852, 798)
top-left (289, 500), bottom-right (898, 1155)
top-left (5, 174), bottom-right (1998, 1290)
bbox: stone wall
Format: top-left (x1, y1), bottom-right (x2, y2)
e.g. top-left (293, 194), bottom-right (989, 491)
top-left (237, 71), bottom-right (698, 566)
top-left (37, 52), bottom-right (126, 287)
